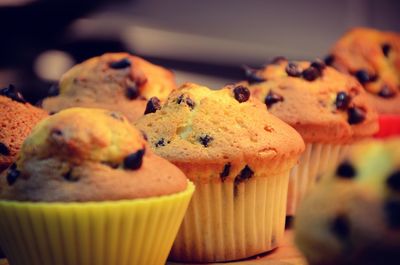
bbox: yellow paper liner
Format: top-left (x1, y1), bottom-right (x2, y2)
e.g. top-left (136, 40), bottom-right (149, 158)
top-left (0, 182), bottom-right (194, 265)
top-left (169, 171), bottom-right (289, 263)
top-left (287, 143), bottom-right (349, 215)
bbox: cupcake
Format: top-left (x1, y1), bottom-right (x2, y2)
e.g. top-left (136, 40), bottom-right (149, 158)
top-left (0, 108), bottom-right (194, 265)
top-left (0, 85), bottom-right (47, 172)
top-left (242, 58), bottom-right (379, 215)
top-left (135, 83), bottom-right (304, 262)
top-left (327, 27), bottom-right (400, 136)
top-left (42, 53), bottom-right (176, 122)
top-left (295, 137), bottom-right (400, 265)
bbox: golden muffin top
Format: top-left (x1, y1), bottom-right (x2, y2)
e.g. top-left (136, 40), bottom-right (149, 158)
top-left (0, 108), bottom-right (187, 202)
top-left (136, 83), bottom-right (305, 181)
top-left (328, 27), bottom-right (400, 114)
top-left (242, 58), bottom-right (378, 144)
top-left (42, 53), bottom-right (177, 122)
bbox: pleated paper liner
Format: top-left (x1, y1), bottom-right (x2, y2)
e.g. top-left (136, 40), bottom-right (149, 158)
top-left (0, 181), bottom-right (194, 265)
top-left (286, 143), bottom-right (349, 215)
top-left (169, 171), bottom-right (289, 263)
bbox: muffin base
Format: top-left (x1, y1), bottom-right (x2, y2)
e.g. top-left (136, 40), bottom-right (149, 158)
top-left (169, 171), bottom-right (289, 263)
top-left (287, 143), bottom-right (349, 215)
top-left (0, 182), bottom-right (194, 265)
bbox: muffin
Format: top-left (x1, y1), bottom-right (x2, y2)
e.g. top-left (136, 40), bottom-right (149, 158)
top-left (327, 27), bottom-right (400, 137)
top-left (243, 58), bottom-right (379, 215)
top-left (0, 108), bottom-right (194, 265)
top-left (327, 27), bottom-right (400, 114)
top-left (0, 85), bottom-right (48, 172)
top-left (135, 83), bottom-right (304, 262)
top-left (42, 53), bottom-right (176, 122)
top-left (295, 137), bottom-right (400, 265)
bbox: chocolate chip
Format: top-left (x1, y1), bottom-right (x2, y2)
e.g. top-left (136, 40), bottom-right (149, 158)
top-left (109, 112), bottom-right (124, 121)
top-left (378, 85), bottom-right (395, 98)
top-left (335, 91), bottom-right (351, 110)
top-left (387, 171), bottom-right (400, 192)
top-left (0, 143), bottom-right (10, 156)
top-left (271, 56), bottom-right (287, 64)
top-left (331, 215), bottom-right (350, 240)
top-left (348, 106), bottom-right (366, 124)
top-left (177, 95), bottom-right (196, 109)
top-left (264, 90), bottom-right (284, 108)
top-left (0, 84), bottom-right (26, 103)
top-left (369, 74), bottom-right (378, 82)
top-left (47, 84), bottom-right (60, 97)
top-left (109, 58), bottom-right (131, 69)
top-left (324, 54), bottom-right (335, 66)
top-left (123, 149), bottom-right (145, 170)
top-left (243, 66), bottom-right (266, 84)
top-left (302, 66), bottom-right (320, 81)
top-left (126, 85), bottom-right (139, 100)
top-left (6, 164), bottom-right (20, 185)
top-left (141, 131), bottom-right (148, 141)
top-left (354, 70), bottom-right (370, 84)
top-left (285, 62), bottom-right (302, 77)
top-left (63, 170), bottom-right (79, 182)
top-left (155, 138), bottom-right (169, 148)
top-left (220, 163), bottom-right (231, 182)
top-left (234, 165), bottom-right (254, 186)
top-left (382, 43), bottom-right (391, 57)
top-left (336, 161), bottom-right (356, 178)
top-left (310, 59), bottom-right (326, 72)
top-left (51, 129), bottom-right (63, 140)
top-left (233, 85), bottom-right (250, 103)
top-left (384, 199), bottom-right (400, 229)
top-left (199, 134), bottom-right (213, 147)
top-left (185, 97), bottom-right (195, 109)
top-left (144, 97), bottom-right (161, 114)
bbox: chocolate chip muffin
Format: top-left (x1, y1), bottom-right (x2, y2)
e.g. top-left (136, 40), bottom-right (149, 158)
top-left (0, 107), bottom-right (194, 265)
top-left (295, 138), bottom-right (400, 265)
top-left (42, 53), bottom-right (176, 122)
top-left (0, 85), bottom-right (48, 172)
top-left (0, 107), bottom-right (187, 201)
top-left (136, 83), bottom-right (304, 262)
top-left (242, 58), bottom-right (379, 215)
top-left (327, 27), bottom-right (400, 114)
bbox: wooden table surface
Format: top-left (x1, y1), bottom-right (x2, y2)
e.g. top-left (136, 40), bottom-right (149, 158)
top-left (0, 230), bottom-right (306, 265)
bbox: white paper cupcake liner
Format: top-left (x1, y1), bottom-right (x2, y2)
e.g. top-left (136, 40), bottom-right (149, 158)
top-left (287, 143), bottom-right (349, 215)
top-left (169, 171), bottom-right (289, 263)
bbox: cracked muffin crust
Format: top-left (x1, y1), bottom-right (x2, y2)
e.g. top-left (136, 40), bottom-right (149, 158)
top-left (243, 58), bottom-right (379, 144)
top-left (0, 85), bottom-right (48, 172)
top-left (0, 107), bottom-right (187, 202)
top-left (136, 82), bottom-right (304, 179)
top-left (42, 53), bottom-right (177, 122)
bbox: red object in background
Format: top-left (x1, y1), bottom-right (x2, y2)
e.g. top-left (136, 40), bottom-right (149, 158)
top-left (374, 115), bottom-right (400, 138)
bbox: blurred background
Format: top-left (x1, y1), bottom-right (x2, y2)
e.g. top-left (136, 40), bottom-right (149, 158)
top-left (1, 0), bottom-right (399, 104)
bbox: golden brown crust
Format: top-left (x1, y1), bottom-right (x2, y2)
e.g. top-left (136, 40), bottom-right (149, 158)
top-left (0, 96), bottom-right (48, 172)
top-left (42, 53), bottom-right (176, 122)
top-left (0, 108), bottom-right (187, 202)
top-left (135, 83), bottom-right (305, 181)
top-left (244, 60), bottom-right (378, 144)
top-left (329, 27), bottom-right (400, 114)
